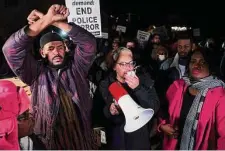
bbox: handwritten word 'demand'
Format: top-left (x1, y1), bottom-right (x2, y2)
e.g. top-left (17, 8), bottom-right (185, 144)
top-left (72, 0), bottom-right (94, 6)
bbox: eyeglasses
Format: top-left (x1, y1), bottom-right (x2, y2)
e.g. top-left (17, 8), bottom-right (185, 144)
top-left (117, 61), bottom-right (136, 67)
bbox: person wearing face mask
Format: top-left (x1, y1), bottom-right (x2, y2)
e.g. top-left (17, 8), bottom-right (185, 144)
top-left (158, 54), bottom-right (166, 61)
top-left (155, 45), bottom-right (172, 71)
top-left (158, 49), bottom-right (225, 150)
top-left (154, 46), bottom-right (172, 119)
top-left (99, 47), bottom-right (159, 150)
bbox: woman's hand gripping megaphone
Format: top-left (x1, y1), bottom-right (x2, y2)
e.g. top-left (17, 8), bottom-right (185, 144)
top-left (110, 102), bottom-right (120, 115)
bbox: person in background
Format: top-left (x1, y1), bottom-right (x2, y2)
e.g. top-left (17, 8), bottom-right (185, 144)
top-left (2, 5), bottom-right (96, 149)
top-left (126, 39), bottom-right (136, 49)
top-left (112, 37), bottom-right (120, 51)
top-left (167, 34), bottom-right (194, 86)
top-left (125, 38), bottom-right (141, 65)
top-left (154, 45), bottom-right (173, 105)
top-left (158, 49), bottom-right (225, 150)
top-left (151, 33), bottom-right (161, 45)
top-left (142, 33), bottom-right (161, 60)
top-left (155, 45), bottom-right (172, 71)
top-left (205, 38), bottom-right (221, 77)
top-left (99, 47), bottom-right (159, 150)
top-left (105, 38), bottom-right (121, 71)
top-left (141, 33), bottom-right (162, 79)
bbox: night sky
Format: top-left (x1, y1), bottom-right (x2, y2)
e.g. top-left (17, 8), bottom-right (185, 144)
top-left (102, 0), bottom-right (225, 38)
top-left (1, 0), bottom-right (225, 38)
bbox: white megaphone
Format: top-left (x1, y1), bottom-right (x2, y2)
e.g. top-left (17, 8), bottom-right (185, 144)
top-left (109, 82), bottom-right (154, 133)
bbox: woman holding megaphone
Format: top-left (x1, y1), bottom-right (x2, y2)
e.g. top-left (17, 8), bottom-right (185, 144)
top-left (99, 47), bottom-right (160, 150)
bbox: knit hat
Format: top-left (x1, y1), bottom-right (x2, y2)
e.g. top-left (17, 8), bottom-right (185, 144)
top-left (40, 32), bottom-right (63, 48)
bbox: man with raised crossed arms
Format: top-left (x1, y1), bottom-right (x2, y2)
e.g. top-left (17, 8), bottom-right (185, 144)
top-left (2, 4), bottom-right (96, 149)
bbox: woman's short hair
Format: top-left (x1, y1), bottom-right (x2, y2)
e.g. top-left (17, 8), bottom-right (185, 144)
top-left (112, 47), bottom-right (132, 61)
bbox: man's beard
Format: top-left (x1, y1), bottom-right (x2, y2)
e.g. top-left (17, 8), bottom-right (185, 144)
top-left (178, 53), bottom-right (189, 66)
top-left (178, 52), bottom-right (189, 58)
top-left (46, 54), bottom-right (69, 69)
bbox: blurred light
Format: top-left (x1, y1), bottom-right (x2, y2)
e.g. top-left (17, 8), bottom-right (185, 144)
top-left (60, 30), bottom-right (67, 36)
top-left (222, 42), bottom-right (225, 49)
top-left (171, 26), bottom-right (188, 31)
top-left (110, 15), bottom-right (114, 18)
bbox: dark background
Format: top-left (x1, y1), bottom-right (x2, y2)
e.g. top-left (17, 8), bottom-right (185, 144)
top-left (0, 0), bottom-right (225, 39)
top-left (104, 0), bottom-right (225, 38)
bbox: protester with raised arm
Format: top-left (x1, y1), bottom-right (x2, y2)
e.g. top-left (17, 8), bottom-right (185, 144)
top-left (2, 4), bottom-right (96, 149)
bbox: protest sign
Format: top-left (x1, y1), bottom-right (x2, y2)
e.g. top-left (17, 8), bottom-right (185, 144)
top-left (101, 32), bottom-right (108, 39)
top-left (136, 30), bottom-right (150, 48)
top-left (116, 25), bottom-right (126, 33)
top-left (137, 30), bottom-right (150, 42)
top-left (65, 0), bottom-right (102, 37)
top-left (193, 28), bottom-right (200, 37)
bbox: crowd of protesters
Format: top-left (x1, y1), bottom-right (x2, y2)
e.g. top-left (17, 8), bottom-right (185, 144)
top-left (0, 4), bottom-right (225, 150)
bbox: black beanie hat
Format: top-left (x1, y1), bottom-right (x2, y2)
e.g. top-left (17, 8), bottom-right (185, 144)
top-left (40, 32), bottom-right (63, 48)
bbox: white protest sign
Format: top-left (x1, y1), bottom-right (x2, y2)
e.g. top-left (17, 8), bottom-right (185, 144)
top-left (137, 30), bottom-right (151, 42)
top-left (193, 28), bottom-right (200, 37)
top-left (136, 30), bottom-right (150, 48)
top-left (116, 25), bottom-right (126, 33)
top-left (95, 32), bottom-right (108, 39)
top-left (101, 32), bottom-right (108, 39)
top-left (65, 0), bottom-right (102, 37)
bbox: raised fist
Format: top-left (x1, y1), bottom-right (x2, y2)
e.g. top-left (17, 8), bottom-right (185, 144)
top-left (46, 4), bottom-right (70, 23)
top-left (27, 9), bottom-right (44, 25)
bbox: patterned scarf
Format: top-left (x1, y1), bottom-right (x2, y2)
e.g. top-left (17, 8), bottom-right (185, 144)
top-left (180, 76), bottom-right (225, 150)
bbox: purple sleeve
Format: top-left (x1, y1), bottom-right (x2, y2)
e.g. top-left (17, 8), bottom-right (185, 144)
top-left (67, 24), bottom-right (97, 76)
top-left (2, 26), bottom-right (40, 86)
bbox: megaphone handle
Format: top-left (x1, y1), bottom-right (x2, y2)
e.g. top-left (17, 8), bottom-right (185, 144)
top-left (113, 98), bottom-right (119, 106)
top-left (113, 99), bottom-right (121, 112)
